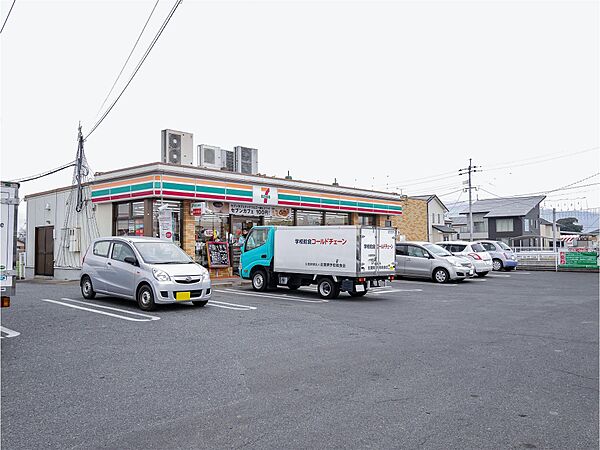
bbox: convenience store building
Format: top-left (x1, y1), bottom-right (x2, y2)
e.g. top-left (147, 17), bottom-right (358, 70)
top-left (25, 162), bottom-right (404, 279)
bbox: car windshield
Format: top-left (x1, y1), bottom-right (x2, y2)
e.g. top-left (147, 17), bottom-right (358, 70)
top-left (497, 242), bottom-right (512, 251)
top-left (471, 243), bottom-right (486, 252)
top-left (133, 241), bottom-right (193, 264)
top-left (423, 243), bottom-right (452, 257)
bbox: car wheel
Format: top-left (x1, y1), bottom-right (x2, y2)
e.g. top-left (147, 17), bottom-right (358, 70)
top-left (492, 259), bottom-right (503, 271)
top-left (137, 285), bottom-right (156, 311)
top-left (477, 271), bottom-right (489, 277)
top-left (192, 300), bottom-right (208, 307)
top-left (433, 268), bottom-right (449, 283)
top-left (251, 269), bottom-right (268, 292)
top-left (81, 276), bottom-right (96, 299)
top-left (317, 278), bottom-right (340, 299)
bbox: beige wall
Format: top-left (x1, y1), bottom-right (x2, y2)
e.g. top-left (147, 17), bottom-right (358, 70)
top-left (391, 198), bottom-right (428, 241)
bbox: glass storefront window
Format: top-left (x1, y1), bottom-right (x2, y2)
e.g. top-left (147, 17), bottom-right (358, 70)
top-left (195, 213), bottom-right (230, 265)
top-left (324, 212), bottom-right (349, 225)
top-left (264, 215), bottom-right (293, 226)
top-left (358, 214), bottom-right (375, 226)
top-left (296, 210), bottom-right (323, 226)
top-left (115, 201), bottom-right (145, 236)
top-left (152, 200), bottom-right (182, 246)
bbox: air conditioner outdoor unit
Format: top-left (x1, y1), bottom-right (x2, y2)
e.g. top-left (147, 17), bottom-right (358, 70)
top-left (234, 146), bottom-right (258, 175)
top-left (197, 144), bottom-right (223, 170)
top-left (222, 150), bottom-right (235, 171)
top-left (161, 129), bottom-right (193, 166)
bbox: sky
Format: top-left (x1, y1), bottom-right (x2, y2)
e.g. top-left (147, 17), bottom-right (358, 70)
top-left (1, 0), bottom-right (599, 228)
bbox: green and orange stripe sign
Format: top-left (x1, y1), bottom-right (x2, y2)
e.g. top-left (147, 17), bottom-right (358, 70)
top-left (91, 176), bottom-right (402, 215)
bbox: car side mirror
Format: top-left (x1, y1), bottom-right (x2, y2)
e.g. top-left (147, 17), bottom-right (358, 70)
top-left (124, 256), bottom-right (137, 266)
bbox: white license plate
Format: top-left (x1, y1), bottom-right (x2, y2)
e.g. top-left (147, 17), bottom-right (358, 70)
top-left (356, 285), bottom-right (365, 292)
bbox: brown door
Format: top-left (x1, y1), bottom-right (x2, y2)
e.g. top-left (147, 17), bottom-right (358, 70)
top-left (35, 226), bottom-right (54, 276)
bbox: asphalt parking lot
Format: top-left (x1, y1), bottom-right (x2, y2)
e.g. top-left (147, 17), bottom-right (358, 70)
top-left (1, 271), bottom-right (598, 449)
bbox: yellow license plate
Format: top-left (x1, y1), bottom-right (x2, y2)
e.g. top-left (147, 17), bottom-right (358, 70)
top-left (175, 291), bottom-right (191, 301)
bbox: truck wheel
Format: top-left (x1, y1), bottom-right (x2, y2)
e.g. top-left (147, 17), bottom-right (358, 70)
top-left (81, 276), bottom-right (96, 299)
top-left (137, 285), bottom-right (156, 311)
top-left (317, 278), bottom-right (340, 299)
top-left (251, 269), bottom-right (268, 292)
top-left (433, 268), bottom-right (449, 284)
top-left (492, 259), bottom-right (503, 271)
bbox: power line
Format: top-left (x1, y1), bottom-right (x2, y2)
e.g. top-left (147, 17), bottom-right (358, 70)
top-left (481, 146), bottom-right (599, 173)
top-left (85, 0), bottom-right (183, 140)
top-left (10, 161), bottom-right (77, 183)
top-left (94, 0), bottom-right (161, 120)
top-left (0, 0), bottom-right (17, 34)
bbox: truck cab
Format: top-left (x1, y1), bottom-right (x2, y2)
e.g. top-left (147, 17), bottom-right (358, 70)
top-left (239, 226), bottom-right (274, 281)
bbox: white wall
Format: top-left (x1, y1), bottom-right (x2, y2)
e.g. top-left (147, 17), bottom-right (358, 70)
top-left (25, 190), bottom-right (71, 269)
top-left (95, 203), bottom-right (112, 237)
top-left (427, 199), bottom-right (448, 242)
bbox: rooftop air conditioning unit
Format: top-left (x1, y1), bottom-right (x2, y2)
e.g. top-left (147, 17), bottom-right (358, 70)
top-left (234, 146), bottom-right (258, 175)
top-left (197, 144), bottom-right (223, 170)
top-left (161, 129), bottom-right (193, 166)
top-left (222, 150), bottom-right (235, 172)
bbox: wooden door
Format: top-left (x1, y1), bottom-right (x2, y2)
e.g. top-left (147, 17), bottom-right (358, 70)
top-left (35, 226), bottom-right (54, 276)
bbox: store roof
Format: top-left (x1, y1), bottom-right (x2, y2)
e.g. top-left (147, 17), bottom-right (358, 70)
top-left (93, 162), bottom-right (405, 202)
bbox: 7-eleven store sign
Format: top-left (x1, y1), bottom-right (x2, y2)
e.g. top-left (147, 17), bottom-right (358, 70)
top-left (252, 186), bottom-right (278, 205)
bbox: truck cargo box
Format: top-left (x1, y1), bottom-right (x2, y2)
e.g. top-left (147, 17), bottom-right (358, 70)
top-left (272, 225), bottom-right (396, 277)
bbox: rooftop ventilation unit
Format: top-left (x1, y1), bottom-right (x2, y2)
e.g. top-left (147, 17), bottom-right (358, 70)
top-left (234, 146), bottom-right (258, 175)
top-left (161, 129), bottom-right (193, 166)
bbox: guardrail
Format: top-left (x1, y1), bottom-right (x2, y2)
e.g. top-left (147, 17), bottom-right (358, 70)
top-left (515, 251), bottom-right (558, 270)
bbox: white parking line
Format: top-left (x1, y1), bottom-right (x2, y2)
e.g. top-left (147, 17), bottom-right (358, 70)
top-left (464, 278), bottom-right (487, 282)
top-left (208, 300), bottom-right (257, 311)
top-left (512, 271), bottom-right (531, 275)
top-left (370, 288), bottom-right (423, 295)
top-left (41, 298), bottom-right (160, 322)
top-left (395, 280), bottom-right (457, 287)
top-left (488, 274), bottom-right (511, 278)
top-left (0, 326), bottom-right (20, 339)
top-left (216, 288), bottom-right (329, 303)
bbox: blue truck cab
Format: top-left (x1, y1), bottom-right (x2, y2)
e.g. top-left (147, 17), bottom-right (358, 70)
top-left (239, 226), bottom-right (274, 282)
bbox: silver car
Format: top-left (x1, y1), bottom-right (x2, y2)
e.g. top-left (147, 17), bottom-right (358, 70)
top-left (396, 242), bottom-right (475, 283)
top-left (80, 236), bottom-right (211, 311)
top-left (476, 240), bottom-right (519, 271)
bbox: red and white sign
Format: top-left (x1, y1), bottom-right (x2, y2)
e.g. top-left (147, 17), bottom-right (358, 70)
top-left (252, 186), bottom-right (278, 205)
top-left (190, 202), bottom-right (206, 216)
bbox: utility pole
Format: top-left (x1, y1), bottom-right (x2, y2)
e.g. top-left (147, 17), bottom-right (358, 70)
top-left (459, 158), bottom-right (479, 241)
top-left (552, 207), bottom-right (557, 252)
top-left (75, 123), bottom-right (87, 213)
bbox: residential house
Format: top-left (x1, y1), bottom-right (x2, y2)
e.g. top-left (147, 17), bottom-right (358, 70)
top-left (456, 195), bottom-right (546, 246)
top-left (410, 194), bottom-right (456, 242)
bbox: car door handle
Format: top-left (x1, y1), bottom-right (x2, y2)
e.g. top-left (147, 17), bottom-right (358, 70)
top-left (261, 254), bottom-right (267, 258)
top-left (107, 262), bottom-right (112, 266)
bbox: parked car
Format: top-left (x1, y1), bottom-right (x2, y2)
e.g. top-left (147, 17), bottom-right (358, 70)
top-left (80, 236), bottom-right (211, 311)
top-left (436, 241), bottom-right (493, 277)
top-left (395, 242), bottom-right (475, 283)
top-left (476, 240), bottom-right (518, 271)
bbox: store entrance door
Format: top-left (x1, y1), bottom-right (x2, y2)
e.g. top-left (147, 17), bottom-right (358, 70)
top-left (231, 216), bottom-right (262, 270)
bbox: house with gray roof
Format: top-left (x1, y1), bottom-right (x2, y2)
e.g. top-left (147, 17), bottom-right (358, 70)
top-left (457, 195), bottom-right (546, 246)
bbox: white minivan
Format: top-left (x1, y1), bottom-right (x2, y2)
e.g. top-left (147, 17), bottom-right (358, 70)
top-left (436, 241), bottom-right (493, 277)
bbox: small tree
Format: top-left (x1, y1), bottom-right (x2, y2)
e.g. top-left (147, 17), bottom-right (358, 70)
top-left (556, 217), bottom-right (583, 233)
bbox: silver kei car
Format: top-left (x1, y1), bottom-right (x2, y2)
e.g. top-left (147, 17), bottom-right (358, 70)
top-left (395, 242), bottom-right (475, 283)
top-left (80, 236), bottom-right (211, 311)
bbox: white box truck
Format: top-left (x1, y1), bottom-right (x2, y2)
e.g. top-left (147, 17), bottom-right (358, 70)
top-left (1, 181), bottom-right (19, 307)
top-left (239, 225), bottom-right (396, 299)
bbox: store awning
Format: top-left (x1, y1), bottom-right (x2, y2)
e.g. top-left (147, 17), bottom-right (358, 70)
top-left (432, 225), bottom-right (456, 233)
